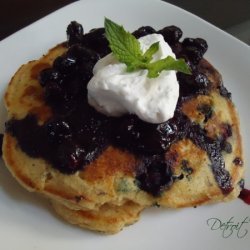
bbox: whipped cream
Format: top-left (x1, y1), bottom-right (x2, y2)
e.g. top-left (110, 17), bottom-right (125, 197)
top-left (87, 33), bottom-right (179, 124)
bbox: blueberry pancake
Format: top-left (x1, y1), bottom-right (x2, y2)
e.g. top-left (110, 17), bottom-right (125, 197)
top-left (2, 22), bottom-right (244, 232)
top-left (51, 200), bottom-right (143, 234)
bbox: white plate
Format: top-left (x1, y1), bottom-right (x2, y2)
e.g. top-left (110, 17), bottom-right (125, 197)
top-left (0, 0), bottom-right (249, 249)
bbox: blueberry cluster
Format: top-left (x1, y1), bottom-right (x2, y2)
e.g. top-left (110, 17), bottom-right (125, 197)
top-left (39, 47), bottom-right (100, 113)
top-left (136, 155), bottom-right (174, 196)
top-left (113, 114), bottom-right (178, 154)
top-left (132, 25), bottom-right (210, 98)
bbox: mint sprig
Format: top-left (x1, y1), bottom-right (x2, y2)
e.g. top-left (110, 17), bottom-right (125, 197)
top-left (104, 18), bottom-right (191, 78)
top-left (142, 42), bottom-right (159, 62)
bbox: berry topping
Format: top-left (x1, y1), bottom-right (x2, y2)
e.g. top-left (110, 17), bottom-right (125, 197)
top-left (184, 46), bottom-right (203, 65)
top-left (219, 85), bottom-right (232, 99)
top-left (67, 21), bottom-right (84, 46)
top-left (182, 38), bottom-right (208, 55)
top-left (113, 115), bottom-right (177, 154)
top-left (233, 157), bottom-right (243, 166)
top-left (136, 155), bottom-right (173, 196)
top-left (82, 28), bottom-right (110, 57)
top-left (177, 71), bottom-right (210, 96)
top-left (53, 55), bottom-right (78, 74)
top-left (67, 45), bottom-right (100, 64)
top-left (45, 120), bottom-right (72, 144)
top-left (132, 26), bottom-right (156, 38)
top-left (157, 25), bottom-right (183, 45)
top-left (197, 104), bottom-right (213, 122)
top-left (55, 142), bottom-right (85, 174)
top-left (39, 68), bottom-right (62, 87)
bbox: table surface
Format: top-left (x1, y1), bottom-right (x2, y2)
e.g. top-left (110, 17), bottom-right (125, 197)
top-left (0, 0), bottom-right (249, 44)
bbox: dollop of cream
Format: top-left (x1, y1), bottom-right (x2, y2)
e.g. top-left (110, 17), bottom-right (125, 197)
top-left (87, 33), bottom-right (179, 124)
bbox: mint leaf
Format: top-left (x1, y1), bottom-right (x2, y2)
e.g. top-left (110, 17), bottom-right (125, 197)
top-left (104, 18), bottom-right (191, 78)
top-left (147, 57), bottom-right (191, 78)
top-left (104, 18), bottom-right (144, 68)
top-left (143, 42), bottom-right (159, 62)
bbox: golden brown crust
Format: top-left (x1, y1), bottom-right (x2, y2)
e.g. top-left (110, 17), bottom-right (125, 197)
top-left (79, 146), bottom-right (138, 182)
top-left (4, 44), bottom-right (66, 122)
top-left (51, 200), bottom-right (143, 234)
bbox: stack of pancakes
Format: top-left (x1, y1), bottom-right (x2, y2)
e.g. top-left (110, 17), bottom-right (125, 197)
top-left (2, 43), bottom-right (244, 234)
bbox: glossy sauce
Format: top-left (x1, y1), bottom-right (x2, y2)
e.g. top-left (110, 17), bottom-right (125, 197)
top-left (239, 189), bottom-right (250, 205)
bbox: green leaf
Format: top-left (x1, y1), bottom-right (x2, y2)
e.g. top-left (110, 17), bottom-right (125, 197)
top-left (104, 18), bottom-right (191, 78)
top-left (104, 17), bottom-right (144, 68)
top-left (147, 57), bottom-right (192, 78)
top-left (142, 42), bottom-right (159, 62)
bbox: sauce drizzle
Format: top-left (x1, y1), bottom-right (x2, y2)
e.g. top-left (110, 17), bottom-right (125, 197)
top-left (239, 189), bottom-right (250, 205)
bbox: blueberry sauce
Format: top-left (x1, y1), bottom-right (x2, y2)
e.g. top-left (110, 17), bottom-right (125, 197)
top-left (233, 157), bottom-right (243, 166)
top-left (239, 189), bottom-right (250, 205)
top-left (136, 155), bottom-right (174, 196)
top-left (219, 85), bottom-right (232, 99)
top-left (237, 179), bottom-right (250, 205)
top-left (187, 124), bottom-right (232, 194)
top-left (5, 22), bottom-right (234, 195)
top-left (197, 104), bottom-right (213, 123)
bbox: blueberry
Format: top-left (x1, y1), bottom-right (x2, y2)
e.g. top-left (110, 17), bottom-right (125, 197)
top-left (181, 38), bottom-right (208, 64)
top-left (78, 62), bottom-right (94, 83)
top-left (76, 117), bottom-right (107, 150)
top-left (39, 68), bottom-right (61, 87)
top-left (219, 85), bottom-right (232, 99)
top-left (53, 55), bottom-right (77, 74)
top-left (82, 28), bottom-right (110, 57)
top-left (156, 119), bottom-right (178, 150)
top-left (113, 116), bottom-right (143, 151)
top-left (44, 82), bottom-right (63, 102)
top-left (132, 26), bottom-right (156, 38)
top-left (114, 115), bottom-right (177, 153)
top-left (220, 141), bottom-right (232, 153)
top-left (238, 179), bottom-right (245, 189)
top-left (233, 157), bottom-right (243, 166)
top-left (157, 26), bottom-right (183, 45)
top-left (64, 77), bottom-right (83, 98)
top-left (121, 117), bottom-right (140, 139)
top-left (67, 45), bottom-right (100, 63)
top-left (56, 143), bottom-right (85, 174)
top-left (178, 71), bottom-right (209, 88)
top-left (171, 42), bottom-right (183, 57)
top-left (197, 104), bottom-right (213, 122)
top-left (194, 72), bottom-right (210, 88)
top-left (182, 38), bottom-right (208, 55)
top-left (136, 156), bottom-right (173, 196)
top-left (184, 46), bottom-right (203, 65)
top-left (177, 71), bottom-right (210, 96)
top-left (44, 82), bottom-right (73, 112)
top-left (46, 120), bottom-right (72, 144)
top-left (87, 28), bottom-right (106, 40)
top-left (67, 21), bottom-right (84, 46)
top-left (181, 160), bottom-right (194, 175)
top-left (220, 123), bottom-right (232, 139)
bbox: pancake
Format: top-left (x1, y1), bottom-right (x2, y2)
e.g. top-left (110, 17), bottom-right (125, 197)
top-left (51, 200), bottom-right (143, 234)
top-left (3, 43), bottom-right (244, 209)
top-left (2, 23), bottom-right (244, 233)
